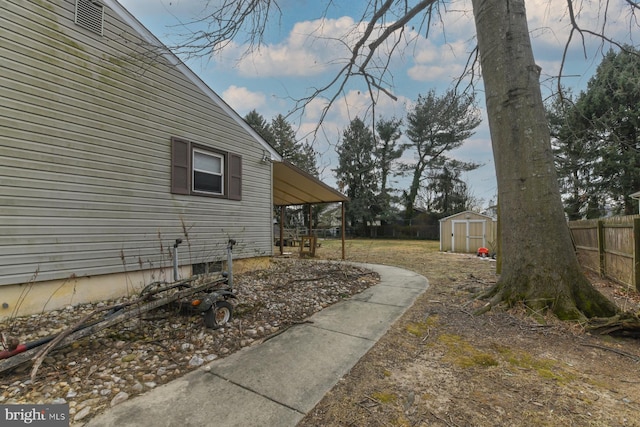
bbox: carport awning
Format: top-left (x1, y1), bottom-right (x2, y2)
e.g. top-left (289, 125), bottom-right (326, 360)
top-left (272, 161), bottom-right (348, 206)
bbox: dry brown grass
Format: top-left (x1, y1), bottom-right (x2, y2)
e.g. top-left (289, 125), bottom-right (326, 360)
top-left (296, 238), bottom-right (640, 427)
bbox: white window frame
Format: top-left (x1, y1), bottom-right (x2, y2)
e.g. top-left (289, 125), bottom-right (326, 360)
top-left (192, 148), bottom-right (225, 196)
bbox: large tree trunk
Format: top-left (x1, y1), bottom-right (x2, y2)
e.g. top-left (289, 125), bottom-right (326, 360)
top-left (471, 0), bottom-right (618, 320)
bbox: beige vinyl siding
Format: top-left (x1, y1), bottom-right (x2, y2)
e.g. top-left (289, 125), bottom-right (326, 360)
top-left (0, 0), bottom-right (274, 286)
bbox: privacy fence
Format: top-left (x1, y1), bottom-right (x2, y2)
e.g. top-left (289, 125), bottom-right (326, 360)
top-left (568, 215), bottom-right (640, 290)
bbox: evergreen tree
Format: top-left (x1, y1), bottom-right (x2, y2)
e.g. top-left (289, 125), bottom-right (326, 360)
top-left (245, 111), bottom-right (318, 177)
top-left (269, 114), bottom-right (320, 228)
top-left (334, 117), bottom-right (379, 234)
top-left (426, 161), bottom-right (475, 216)
top-left (548, 92), bottom-right (604, 219)
top-left (550, 47), bottom-right (640, 217)
top-left (271, 114), bottom-right (318, 176)
top-left (402, 89), bottom-right (481, 219)
top-left (244, 109), bottom-right (275, 146)
top-left (575, 47), bottom-right (640, 215)
top-left (375, 117), bottom-right (403, 222)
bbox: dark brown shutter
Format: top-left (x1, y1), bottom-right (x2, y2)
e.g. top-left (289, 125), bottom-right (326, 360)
top-left (228, 153), bottom-right (242, 200)
top-left (171, 138), bottom-right (190, 194)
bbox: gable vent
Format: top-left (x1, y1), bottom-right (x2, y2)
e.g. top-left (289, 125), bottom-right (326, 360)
top-left (75, 0), bottom-right (104, 36)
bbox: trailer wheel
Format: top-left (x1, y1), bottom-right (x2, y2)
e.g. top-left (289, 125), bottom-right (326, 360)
top-left (204, 301), bottom-right (233, 329)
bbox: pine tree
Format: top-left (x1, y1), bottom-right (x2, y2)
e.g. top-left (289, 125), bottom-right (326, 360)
top-left (575, 47), bottom-right (640, 215)
top-left (402, 89), bottom-right (481, 219)
top-left (244, 110), bottom-right (275, 146)
top-left (334, 118), bottom-right (379, 234)
top-left (375, 118), bottom-right (403, 223)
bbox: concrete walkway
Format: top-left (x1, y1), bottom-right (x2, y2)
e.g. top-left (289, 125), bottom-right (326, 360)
top-left (85, 263), bottom-right (429, 427)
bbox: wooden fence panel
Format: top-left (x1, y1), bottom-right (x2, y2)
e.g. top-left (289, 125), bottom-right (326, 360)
top-left (568, 215), bottom-right (640, 290)
top-left (604, 221), bottom-right (635, 287)
top-left (570, 220), bottom-right (601, 274)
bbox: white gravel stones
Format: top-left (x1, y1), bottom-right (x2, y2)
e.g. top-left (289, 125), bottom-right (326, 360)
top-left (73, 406), bottom-right (92, 422)
top-left (110, 391), bottom-right (129, 407)
top-left (1, 259), bottom-right (378, 425)
top-left (188, 355), bottom-right (204, 366)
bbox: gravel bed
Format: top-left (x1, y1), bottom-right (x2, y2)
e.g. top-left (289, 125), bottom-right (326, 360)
top-left (0, 258), bottom-right (379, 425)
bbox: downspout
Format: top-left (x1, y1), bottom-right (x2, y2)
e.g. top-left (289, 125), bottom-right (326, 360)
top-left (279, 205), bottom-right (285, 255)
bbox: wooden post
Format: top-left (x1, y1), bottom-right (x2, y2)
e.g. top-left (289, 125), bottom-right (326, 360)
top-left (634, 218), bottom-right (640, 291)
top-left (597, 220), bottom-right (605, 277)
top-left (279, 205), bottom-right (285, 255)
top-left (299, 236), bottom-right (316, 257)
top-left (341, 202), bottom-right (346, 260)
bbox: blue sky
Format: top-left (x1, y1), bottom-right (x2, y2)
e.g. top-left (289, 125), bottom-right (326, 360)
top-left (117, 0), bottom-right (634, 209)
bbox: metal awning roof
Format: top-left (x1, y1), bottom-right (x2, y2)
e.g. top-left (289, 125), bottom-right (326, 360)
top-left (272, 161), bottom-right (348, 206)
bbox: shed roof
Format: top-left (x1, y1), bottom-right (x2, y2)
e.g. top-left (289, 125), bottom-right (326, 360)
top-left (439, 210), bottom-right (496, 222)
top-left (273, 161), bottom-right (348, 206)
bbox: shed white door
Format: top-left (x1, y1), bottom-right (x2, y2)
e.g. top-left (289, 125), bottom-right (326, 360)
top-left (451, 220), bottom-right (486, 253)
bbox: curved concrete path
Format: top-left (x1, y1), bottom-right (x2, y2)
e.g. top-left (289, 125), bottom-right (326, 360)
top-left (84, 263), bottom-right (428, 427)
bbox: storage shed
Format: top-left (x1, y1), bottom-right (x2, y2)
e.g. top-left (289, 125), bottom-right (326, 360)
top-left (439, 211), bottom-right (497, 253)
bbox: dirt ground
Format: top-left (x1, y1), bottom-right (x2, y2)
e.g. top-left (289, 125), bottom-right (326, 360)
top-left (298, 239), bottom-right (640, 427)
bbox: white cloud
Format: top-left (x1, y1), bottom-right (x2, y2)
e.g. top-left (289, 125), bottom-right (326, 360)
top-left (407, 63), bottom-right (464, 82)
top-left (399, 0), bottom-right (634, 86)
top-left (302, 89), bottom-right (409, 128)
top-left (221, 85), bottom-right (266, 115)
top-left (215, 17), bottom-right (364, 78)
top-left (525, 1), bottom-right (634, 58)
top-left (404, 31), bottom-right (471, 82)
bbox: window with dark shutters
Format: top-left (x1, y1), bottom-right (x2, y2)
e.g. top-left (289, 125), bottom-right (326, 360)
top-left (171, 137), bottom-right (242, 200)
top-left (229, 154), bottom-right (242, 200)
top-left (171, 137), bottom-right (190, 195)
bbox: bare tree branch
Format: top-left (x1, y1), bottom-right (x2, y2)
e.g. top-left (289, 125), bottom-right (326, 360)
top-left (171, 0), bottom-right (638, 139)
top-left (558, 0), bottom-right (640, 98)
top-left (291, 1), bottom-right (441, 135)
top-left (175, 0), bottom-right (282, 58)
top-left (454, 46), bottom-right (480, 96)
top-left (624, 0), bottom-right (640, 10)
top-left (362, 0), bottom-right (438, 72)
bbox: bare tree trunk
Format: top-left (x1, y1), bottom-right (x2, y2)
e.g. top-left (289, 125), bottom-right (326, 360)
top-left (471, 0), bottom-right (618, 320)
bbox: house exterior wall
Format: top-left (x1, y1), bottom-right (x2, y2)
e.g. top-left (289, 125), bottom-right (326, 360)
top-left (0, 0), bottom-right (277, 310)
top-left (439, 211), bottom-right (497, 253)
